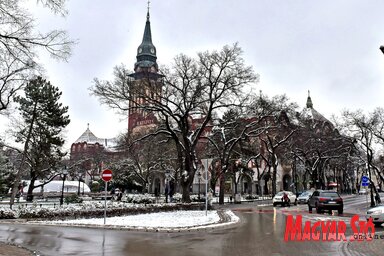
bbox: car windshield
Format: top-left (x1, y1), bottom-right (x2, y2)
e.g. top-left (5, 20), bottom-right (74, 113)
top-left (299, 192), bottom-right (309, 196)
top-left (276, 192), bottom-right (285, 196)
top-left (320, 192), bottom-right (339, 197)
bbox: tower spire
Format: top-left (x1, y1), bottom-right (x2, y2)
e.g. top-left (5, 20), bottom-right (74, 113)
top-left (147, 0), bottom-right (150, 21)
top-left (306, 90), bottom-right (313, 108)
top-left (134, 1), bottom-right (157, 71)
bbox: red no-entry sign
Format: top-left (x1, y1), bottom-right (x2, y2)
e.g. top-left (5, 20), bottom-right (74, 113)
top-left (101, 169), bottom-right (113, 182)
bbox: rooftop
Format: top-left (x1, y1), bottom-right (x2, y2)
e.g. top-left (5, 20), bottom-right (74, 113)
top-left (74, 124), bottom-right (118, 149)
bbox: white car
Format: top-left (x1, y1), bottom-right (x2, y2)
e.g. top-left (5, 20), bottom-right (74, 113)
top-left (366, 205), bottom-right (384, 227)
top-left (359, 188), bottom-right (368, 195)
top-left (273, 191), bottom-right (297, 206)
top-left (297, 191), bottom-right (313, 204)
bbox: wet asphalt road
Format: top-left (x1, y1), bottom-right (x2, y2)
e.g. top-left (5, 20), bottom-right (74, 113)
top-left (0, 195), bottom-right (382, 256)
top-left (0, 212), bottom-right (341, 256)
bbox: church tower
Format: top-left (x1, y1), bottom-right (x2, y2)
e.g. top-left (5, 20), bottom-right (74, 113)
top-left (128, 5), bottom-right (164, 135)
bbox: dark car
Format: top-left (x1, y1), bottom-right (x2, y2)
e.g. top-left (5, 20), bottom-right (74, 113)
top-left (308, 190), bottom-right (343, 214)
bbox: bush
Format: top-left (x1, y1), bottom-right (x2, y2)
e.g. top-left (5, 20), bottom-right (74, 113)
top-left (172, 193), bottom-right (182, 202)
top-left (190, 194), bottom-right (205, 202)
top-left (10, 202), bottom-right (201, 220)
top-left (126, 193), bottom-right (155, 204)
top-left (0, 193), bottom-right (205, 220)
top-left (0, 208), bottom-right (16, 219)
top-left (244, 194), bottom-right (259, 200)
top-left (90, 181), bottom-right (100, 192)
top-left (65, 194), bottom-right (83, 204)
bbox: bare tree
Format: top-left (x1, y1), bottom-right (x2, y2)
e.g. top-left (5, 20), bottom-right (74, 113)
top-left (206, 107), bottom-right (268, 204)
top-left (91, 43), bottom-right (259, 202)
top-left (0, 0), bottom-right (73, 112)
top-left (290, 116), bottom-right (354, 194)
top-left (241, 93), bottom-right (299, 195)
top-left (117, 131), bottom-right (178, 193)
top-left (339, 109), bottom-right (381, 207)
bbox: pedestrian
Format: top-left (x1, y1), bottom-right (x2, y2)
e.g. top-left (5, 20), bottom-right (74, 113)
top-left (283, 192), bottom-right (290, 207)
top-left (117, 190), bottom-right (123, 201)
top-left (154, 187), bottom-right (160, 203)
top-left (169, 180), bottom-right (175, 203)
top-left (164, 185), bottom-right (169, 203)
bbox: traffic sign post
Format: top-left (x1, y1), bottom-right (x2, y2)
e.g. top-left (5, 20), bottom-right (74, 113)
top-left (101, 169), bottom-right (113, 224)
top-left (101, 169), bottom-right (112, 182)
top-left (361, 176), bottom-right (369, 187)
top-left (361, 175), bottom-right (370, 209)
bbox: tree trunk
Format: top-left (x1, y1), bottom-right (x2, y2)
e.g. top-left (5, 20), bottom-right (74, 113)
top-left (219, 174), bottom-right (225, 204)
top-left (181, 169), bottom-right (194, 203)
top-left (26, 179), bottom-right (36, 202)
top-left (272, 166), bottom-right (277, 195)
top-left (181, 184), bottom-right (191, 203)
top-left (10, 103), bottom-right (38, 208)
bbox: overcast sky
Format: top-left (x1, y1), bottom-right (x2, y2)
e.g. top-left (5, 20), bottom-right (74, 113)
top-left (4, 0), bottom-right (384, 150)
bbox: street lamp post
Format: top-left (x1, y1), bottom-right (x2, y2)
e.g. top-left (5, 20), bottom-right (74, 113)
top-left (60, 166), bottom-right (68, 206)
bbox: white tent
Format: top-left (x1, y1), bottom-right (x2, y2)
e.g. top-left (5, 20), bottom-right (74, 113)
top-left (23, 180), bottom-right (91, 193)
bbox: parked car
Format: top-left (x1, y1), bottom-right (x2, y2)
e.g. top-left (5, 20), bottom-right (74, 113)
top-left (308, 190), bottom-right (343, 214)
top-left (359, 188), bottom-right (368, 195)
top-left (273, 191), bottom-right (297, 206)
top-left (297, 191), bottom-right (313, 204)
top-left (366, 205), bottom-right (384, 227)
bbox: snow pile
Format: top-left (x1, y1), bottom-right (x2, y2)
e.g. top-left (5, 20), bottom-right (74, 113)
top-left (49, 210), bottom-right (221, 228)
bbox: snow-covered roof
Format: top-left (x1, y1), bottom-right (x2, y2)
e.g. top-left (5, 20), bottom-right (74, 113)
top-left (299, 92), bottom-right (334, 128)
top-left (74, 124), bottom-right (118, 149)
top-left (301, 107), bottom-right (331, 124)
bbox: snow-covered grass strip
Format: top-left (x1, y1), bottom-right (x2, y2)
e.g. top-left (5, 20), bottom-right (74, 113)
top-left (47, 210), bottom-right (220, 228)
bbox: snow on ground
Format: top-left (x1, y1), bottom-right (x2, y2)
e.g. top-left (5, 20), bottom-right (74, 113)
top-left (43, 210), bottom-right (239, 230)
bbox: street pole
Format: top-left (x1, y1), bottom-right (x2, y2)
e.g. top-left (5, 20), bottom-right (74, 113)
top-left (101, 169), bottom-right (113, 225)
top-left (104, 181), bottom-right (107, 225)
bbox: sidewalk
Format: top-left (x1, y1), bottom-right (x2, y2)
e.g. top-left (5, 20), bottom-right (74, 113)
top-left (0, 242), bottom-right (33, 256)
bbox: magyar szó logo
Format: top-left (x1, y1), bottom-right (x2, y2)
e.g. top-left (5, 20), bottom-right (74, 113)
top-left (284, 215), bottom-right (377, 241)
